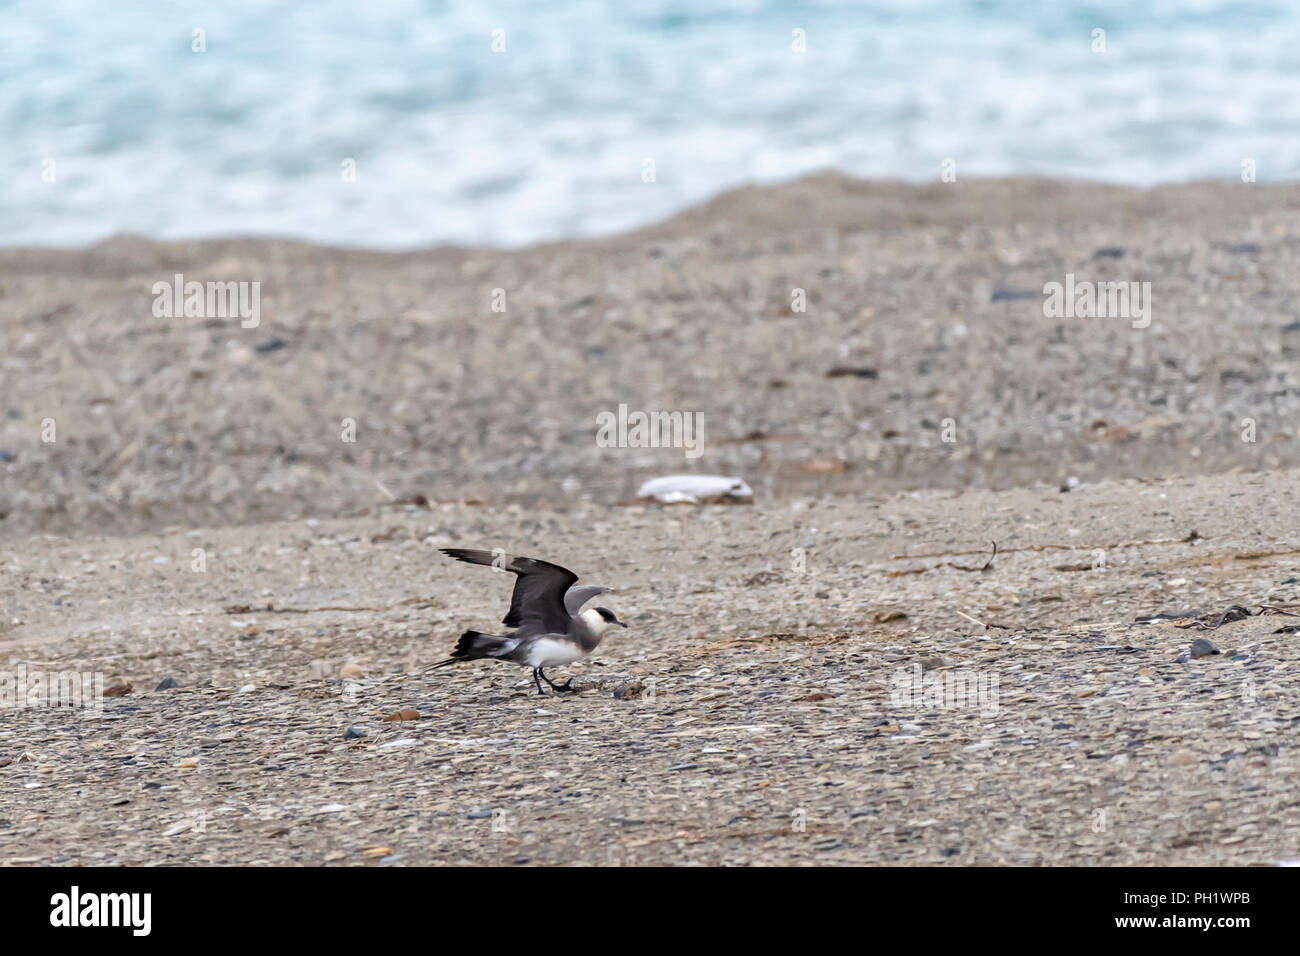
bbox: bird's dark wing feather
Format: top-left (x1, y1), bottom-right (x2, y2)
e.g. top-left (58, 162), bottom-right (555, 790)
top-left (440, 548), bottom-right (579, 631)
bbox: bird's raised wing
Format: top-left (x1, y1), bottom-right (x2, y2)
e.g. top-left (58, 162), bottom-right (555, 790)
top-left (440, 548), bottom-right (578, 632)
top-left (564, 584), bottom-right (610, 616)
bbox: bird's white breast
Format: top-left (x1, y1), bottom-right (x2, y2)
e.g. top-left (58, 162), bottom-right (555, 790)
top-left (527, 638), bottom-right (583, 667)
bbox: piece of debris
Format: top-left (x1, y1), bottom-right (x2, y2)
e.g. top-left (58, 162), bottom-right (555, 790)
top-left (1136, 608), bottom-right (1203, 623)
top-left (873, 610), bottom-right (908, 624)
top-left (1260, 602), bottom-right (1300, 618)
top-left (890, 541), bottom-right (998, 578)
top-left (224, 603), bottom-right (271, 614)
top-left (154, 677), bottom-right (180, 691)
top-left (382, 709), bottom-right (420, 722)
top-left (1054, 560), bottom-right (1098, 572)
top-left (1177, 605), bottom-right (1252, 630)
top-left (391, 493), bottom-right (431, 509)
top-left (824, 365), bottom-right (878, 379)
top-left (636, 475), bottom-right (753, 505)
top-left (1190, 638), bottom-right (1221, 659)
top-left (950, 541), bottom-right (998, 572)
top-left (612, 679), bottom-right (646, 700)
top-left (792, 457), bottom-right (848, 474)
top-left (990, 288), bottom-right (1038, 302)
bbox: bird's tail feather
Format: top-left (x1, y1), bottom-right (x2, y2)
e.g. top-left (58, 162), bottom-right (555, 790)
top-left (441, 629), bottom-right (509, 663)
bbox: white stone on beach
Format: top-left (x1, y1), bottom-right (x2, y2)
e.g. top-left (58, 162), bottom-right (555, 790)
top-left (636, 475), bottom-right (753, 504)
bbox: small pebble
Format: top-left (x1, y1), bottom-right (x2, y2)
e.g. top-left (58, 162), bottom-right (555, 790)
top-left (613, 679), bottom-right (645, 700)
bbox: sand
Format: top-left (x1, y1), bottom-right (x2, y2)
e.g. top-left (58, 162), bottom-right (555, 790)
top-left (1, 175), bottom-right (1298, 865)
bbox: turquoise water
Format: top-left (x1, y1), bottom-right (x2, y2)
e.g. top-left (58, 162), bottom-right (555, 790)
top-left (4, 0), bottom-right (1299, 247)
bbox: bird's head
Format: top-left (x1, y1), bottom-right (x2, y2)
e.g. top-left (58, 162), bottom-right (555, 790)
top-left (582, 606), bottom-right (627, 636)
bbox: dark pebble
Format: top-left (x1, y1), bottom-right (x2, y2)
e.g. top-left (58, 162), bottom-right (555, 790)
top-left (1190, 638), bottom-right (1221, 659)
top-left (155, 677), bottom-right (180, 691)
top-left (344, 726), bottom-right (367, 739)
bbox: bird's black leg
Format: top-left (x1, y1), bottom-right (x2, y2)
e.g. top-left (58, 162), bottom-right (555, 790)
top-left (532, 667), bottom-right (547, 695)
top-left (538, 667), bottom-right (575, 693)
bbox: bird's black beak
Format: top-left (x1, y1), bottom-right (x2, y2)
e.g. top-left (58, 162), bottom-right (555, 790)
top-left (618, 620), bottom-right (627, 628)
